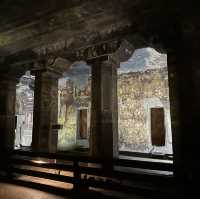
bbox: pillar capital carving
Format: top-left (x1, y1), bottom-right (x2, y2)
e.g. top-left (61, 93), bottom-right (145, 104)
top-left (87, 39), bottom-right (134, 68)
top-left (31, 56), bottom-right (71, 79)
top-left (109, 39), bottom-right (135, 65)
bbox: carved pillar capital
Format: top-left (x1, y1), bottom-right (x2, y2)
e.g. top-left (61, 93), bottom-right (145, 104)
top-left (32, 56), bottom-right (71, 79)
top-left (86, 39), bottom-right (134, 70)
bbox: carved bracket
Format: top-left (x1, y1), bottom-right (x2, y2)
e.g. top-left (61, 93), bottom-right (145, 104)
top-left (59, 39), bottom-right (135, 67)
top-left (59, 39), bottom-right (121, 62)
top-left (109, 39), bottom-right (135, 66)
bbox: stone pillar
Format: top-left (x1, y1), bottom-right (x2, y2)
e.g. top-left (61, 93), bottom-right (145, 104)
top-left (0, 78), bottom-right (17, 150)
top-left (90, 60), bottom-right (102, 157)
top-left (167, 50), bottom-right (183, 181)
top-left (167, 28), bottom-right (200, 193)
top-left (32, 70), bottom-right (59, 153)
top-left (90, 59), bottom-right (118, 158)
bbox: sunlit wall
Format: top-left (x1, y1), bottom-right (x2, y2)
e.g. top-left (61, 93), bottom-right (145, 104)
top-left (118, 48), bottom-right (172, 154)
top-left (58, 62), bottom-right (91, 150)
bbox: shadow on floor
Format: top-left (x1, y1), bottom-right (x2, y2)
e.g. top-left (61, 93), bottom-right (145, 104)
top-left (0, 176), bottom-right (149, 199)
top-left (0, 160), bottom-right (175, 199)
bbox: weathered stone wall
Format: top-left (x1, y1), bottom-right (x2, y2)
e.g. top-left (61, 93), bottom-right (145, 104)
top-left (15, 66), bottom-right (172, 154)
top-left (58, 78), bottom-right (91, 150)
top-left (118, 67), bottom-right (173, 154)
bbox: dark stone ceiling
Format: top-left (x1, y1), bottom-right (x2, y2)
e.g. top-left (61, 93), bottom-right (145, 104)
top-left (0, 0), bottom-right (199, 77)
top-left (0, 0), bottom-right (83, 31)
top-left (0, 0), bottom-right (140, 56)
top-left (0, 0), bottom-right (184, 56)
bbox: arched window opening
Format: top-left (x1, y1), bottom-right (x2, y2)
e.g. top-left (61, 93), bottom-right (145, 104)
top-left (118, 47), bottom-right (173, 156)
top-left (58, 61), bottom-right (91, 151)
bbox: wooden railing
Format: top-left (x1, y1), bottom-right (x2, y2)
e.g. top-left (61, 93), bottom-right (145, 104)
top-left (0, 150), bottom-right (175, 196)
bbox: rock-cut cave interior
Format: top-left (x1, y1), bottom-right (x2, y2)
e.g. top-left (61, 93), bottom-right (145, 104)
top-left (1, 1), bottom-right (198, 198)
top-left (15, 47), bottom-right (173, 156)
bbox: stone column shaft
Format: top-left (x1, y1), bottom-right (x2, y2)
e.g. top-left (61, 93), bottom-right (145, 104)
top-left (0, 79), bottom-right (16, 150)
top-left (168, 34), bottom-right (200, 188)
top-left (90, 61), bottom-right (102, 157)
top-left (101, 61), bottom-right (118, 158)
top-left (90, 59), bottom-right (118, 158)
top-left (32, 71), bottom-right (58, 153)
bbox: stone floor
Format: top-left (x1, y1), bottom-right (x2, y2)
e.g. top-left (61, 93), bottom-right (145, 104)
top-left (4, 148), bottom-right (173, 199)
top-left (0, 181), bottom-right (147, 199)
top-left (0, 182), bottom-right (65, 199)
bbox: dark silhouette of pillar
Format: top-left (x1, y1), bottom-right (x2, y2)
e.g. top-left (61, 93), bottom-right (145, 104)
top-left (89, 58), bottom-right (118, 158)
top-left (32, 70), bottom-right (59, 153)
top-left (167, 26), bottom-right (200, 196)
top-left (0, 78), bottom-right (17, 150)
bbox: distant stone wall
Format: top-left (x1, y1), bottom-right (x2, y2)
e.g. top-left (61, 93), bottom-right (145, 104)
top-left (118, 67), bottom-right (173, 154)
top-left (58, 78), bottom-right (91, 150)
top-left (58, 67), bottom-right (173, 154)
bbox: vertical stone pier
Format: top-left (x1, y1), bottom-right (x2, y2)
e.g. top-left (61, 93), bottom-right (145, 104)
top-left (167, 31), bottom-right (200, 193)
top-left (90, 58), bottom-right (118, 158)
top-left (0, 78), bottom-right (17, 150)
top-left (32, 70), bottom-right (59, 153)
